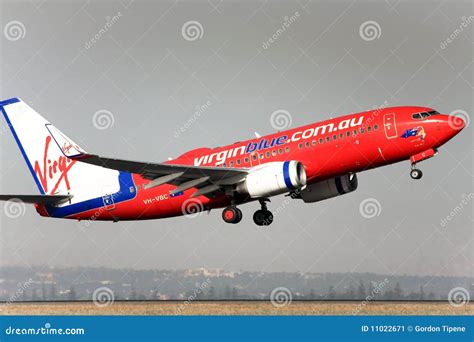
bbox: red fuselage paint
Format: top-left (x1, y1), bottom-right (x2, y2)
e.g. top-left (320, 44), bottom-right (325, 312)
top-left (39, 106), bottom-right (464, 221)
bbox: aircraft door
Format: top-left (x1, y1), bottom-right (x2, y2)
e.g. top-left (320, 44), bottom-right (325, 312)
top-left (383, 113), bottom-right (398, 139)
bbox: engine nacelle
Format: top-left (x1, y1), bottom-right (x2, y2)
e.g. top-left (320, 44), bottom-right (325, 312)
top-left (299, 173), bottom-right (358, 203)
top-left (237, 161), bottom-right (307, 198)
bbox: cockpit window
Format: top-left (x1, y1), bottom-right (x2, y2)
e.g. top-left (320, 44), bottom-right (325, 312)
top-left (412, 110), bottom-right (439, 120)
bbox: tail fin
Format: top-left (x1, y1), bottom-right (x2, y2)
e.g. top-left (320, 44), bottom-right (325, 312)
top-left (0, 98), bottom-right (119, 202)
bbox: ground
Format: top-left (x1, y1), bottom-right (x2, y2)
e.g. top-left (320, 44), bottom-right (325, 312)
top-left (0, 301), bottom-right (472, 315)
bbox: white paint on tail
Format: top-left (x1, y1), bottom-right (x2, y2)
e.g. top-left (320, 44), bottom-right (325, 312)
top-left (1, 98), bottom-right (120, 206)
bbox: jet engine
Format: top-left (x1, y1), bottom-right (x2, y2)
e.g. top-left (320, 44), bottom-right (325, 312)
top-left (298, 173), bottom-right (358, 203)
top-left (237, 161), bottom-right (307, 198)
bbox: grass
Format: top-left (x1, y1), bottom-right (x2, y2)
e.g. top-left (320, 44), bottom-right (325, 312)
top-left (0, 301), bottom-right (472, 316)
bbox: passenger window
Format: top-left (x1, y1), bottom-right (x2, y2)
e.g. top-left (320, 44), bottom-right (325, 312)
top-left (333, 135), bottom-right (337, 140)
top-left (353, 130), bottom-right (357, 135)
top-left (360, 128), bottom-right (365, 133)
top-left (298, 143), bottom-right (303, 149)
top-left (272, 150), bottom-right (276, 156)
top-left (278, 148), bottom-right (283, 154)
top-left (285, 146), bottom-right (289, 153)
top-left (367, 126), bottom-right (371, 132)
top-left (252, 154), bottom-right (257, 161)
top-left (245, 157), bottom-right (249, 163)
top-left (326, 136), bottom-right (330, 142)
top-left (305, 142), bottom-right (310, 148)
top-left (312, 140), bottom-right (316, 146)
top-left (346, 131), bottom-right (351, 137)
top-left (236, 159), bottom-right (241, 165)
top-left (319, 138), bottom-right (323, 144)
top-left (374, 124), bottom-right (378, 130)
top-left (339, 133), bottom-right (344, 139)
top-left (229, 161), bottom-right (234, 167)
top-left (260, 153), bottom-right (264, 159)
top-left (266, 151), bottom-right (270, 157)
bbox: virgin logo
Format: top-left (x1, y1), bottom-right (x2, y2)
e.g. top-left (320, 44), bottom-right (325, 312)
top-left (34, 136), bottom-right (76, 194)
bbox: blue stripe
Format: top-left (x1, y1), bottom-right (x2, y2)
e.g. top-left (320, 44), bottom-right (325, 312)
top-left (334, 176), bottom-right (344, 195)
top-left (45, 172), bottom-right (136, 218)
top-left (283, 161), bottom-right (294, 190)
top-left (0, 98), bottom-right (45, 194)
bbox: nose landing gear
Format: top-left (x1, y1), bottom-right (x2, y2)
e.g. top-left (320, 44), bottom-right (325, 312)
top-left (410, 165), bottom-right (423, 180)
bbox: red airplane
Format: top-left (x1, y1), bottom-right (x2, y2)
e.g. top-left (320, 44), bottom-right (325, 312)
top-left (0, 98), bottom-right (465, 226)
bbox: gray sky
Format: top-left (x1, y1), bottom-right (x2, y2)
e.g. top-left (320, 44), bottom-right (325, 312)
top-left (0, 0), bottom-right (472, 277)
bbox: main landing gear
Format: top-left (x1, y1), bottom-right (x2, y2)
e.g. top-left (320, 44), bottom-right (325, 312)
top-left (222, 206), bottom-right (242, 224)
top-left (253, 199), bottom-right (273, 226)
top-left (221, 198), bottom-right (274, 226)
top-left (410, 164), bottom-right (423, 180)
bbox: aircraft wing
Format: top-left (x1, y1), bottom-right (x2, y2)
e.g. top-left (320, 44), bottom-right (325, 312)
top-left (0, 194), bottom-right (72, 205)
top-left (73, 154), bottom-right (248, 197)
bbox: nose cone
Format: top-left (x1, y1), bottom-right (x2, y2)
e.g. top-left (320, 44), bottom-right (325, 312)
top-left (437, 114), bottom-right (465, 144)
top-left (447, 115), bottom-right (465, 132)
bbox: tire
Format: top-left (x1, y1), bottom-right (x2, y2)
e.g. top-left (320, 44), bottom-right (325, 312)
top-left (253, 209), bottom-right (273, 226)
top-left (222, 206), bottom-right (242, 224)
top-left (410, 169), bottom-right (423, 180)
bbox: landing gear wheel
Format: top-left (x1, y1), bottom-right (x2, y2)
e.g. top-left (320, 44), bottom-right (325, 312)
top-left (253, 210), bottom-right (273, 226)
top-left (222, 206), bottom-right (242, 224)
top-left (410, 168), bottom-right (423, 180)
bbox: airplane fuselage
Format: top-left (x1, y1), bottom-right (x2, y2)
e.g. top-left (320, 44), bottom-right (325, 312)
top-left (34, 105), bottom-right (463, 223)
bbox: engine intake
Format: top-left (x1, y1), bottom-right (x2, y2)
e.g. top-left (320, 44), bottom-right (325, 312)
top-left (237, 161), bottom-right (307, 198)
top-left (299, 173), bottom-right (358, 203)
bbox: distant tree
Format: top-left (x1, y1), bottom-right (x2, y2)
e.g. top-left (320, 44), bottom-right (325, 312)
top-left (207, 286), bottom-right (216, 300)
top-left (129, 287), bottom-right (137, 300)
top-left (224, 285), bottom-right (232, 299)
top-left (49, 284), bottom-right (57, 300)
top-left (68, 286), bottom-right (77, 301)
top-left (327, 286), bottom-right (336, 299)
top-left (393, 282), bottom-right (403, 300)
top-left (31, 288), bottom-right (39, 301)
top-left (419, 285), bottom-right (425, 300)
top-left (41, 283), bottom-right (47, 301)
top-left (231, 287), bottom-right (239, 300)
top-left (357, 281), bottom-right (366, 300)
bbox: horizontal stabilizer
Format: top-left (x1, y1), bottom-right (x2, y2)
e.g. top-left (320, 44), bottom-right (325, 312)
top-left (0, 194), bottom-right (72, 205)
